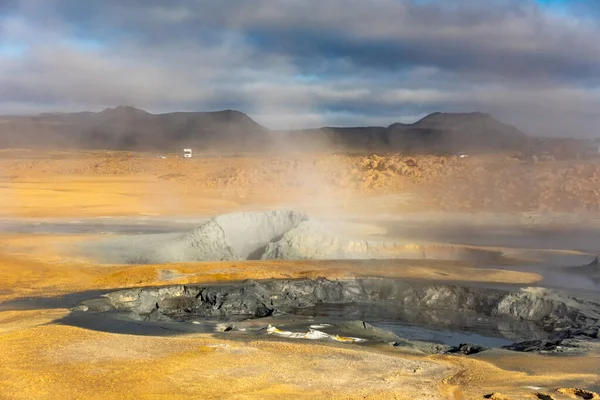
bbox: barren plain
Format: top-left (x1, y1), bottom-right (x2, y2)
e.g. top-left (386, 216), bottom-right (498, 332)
top-left (1, 150), bottom-right (599, 400)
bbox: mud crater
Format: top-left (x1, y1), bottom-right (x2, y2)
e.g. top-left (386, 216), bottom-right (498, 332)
top-left (76, 277), bottom-right (600, 353)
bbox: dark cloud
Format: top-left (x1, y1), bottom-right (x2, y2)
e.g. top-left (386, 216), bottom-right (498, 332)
top-left (218, 1), bottom-right (600, 80)
top-left (1, 0), bottom-right (600, 136)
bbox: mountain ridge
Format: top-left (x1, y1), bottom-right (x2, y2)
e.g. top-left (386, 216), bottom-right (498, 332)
top-left (0, 107), bottom-right (528, 152)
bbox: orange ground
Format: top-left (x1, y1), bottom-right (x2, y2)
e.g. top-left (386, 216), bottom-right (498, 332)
top-left (1, 150), bottom-right (599, 399)
top-left (3, 150), bottom-right (600, 218)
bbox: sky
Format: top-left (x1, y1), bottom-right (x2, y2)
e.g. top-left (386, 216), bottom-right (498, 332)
top-left (1, 0), bottom-right (599, 136)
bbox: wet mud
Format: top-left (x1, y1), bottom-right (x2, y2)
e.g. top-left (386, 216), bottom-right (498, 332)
top-left (73, 277), bottom-right (600, 353)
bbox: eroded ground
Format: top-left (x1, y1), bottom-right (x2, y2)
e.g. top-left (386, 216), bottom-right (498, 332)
top-left (1, 150), bottom-right (599, 400)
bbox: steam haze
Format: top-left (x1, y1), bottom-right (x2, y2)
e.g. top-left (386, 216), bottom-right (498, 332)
top-left (1, 0), bottom-right (600, 137)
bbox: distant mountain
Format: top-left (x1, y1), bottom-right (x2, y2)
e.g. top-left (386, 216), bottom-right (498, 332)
top-left (385, 112), bottom-right (527, 152)
top-left (282, 112), bottom-right (528, 153)
top-left (0, 106), bottom-right (269, 151)
top-left (0, 107), bottom-right (528, 153)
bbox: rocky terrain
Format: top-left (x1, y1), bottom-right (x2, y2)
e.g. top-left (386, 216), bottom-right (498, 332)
top-left (4, 151), bottom-right (600, 213)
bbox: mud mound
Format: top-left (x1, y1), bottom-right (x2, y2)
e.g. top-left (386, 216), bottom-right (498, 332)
top-left (86, 210), bottom-right (505, 264)
top-left (262, 220), bottom-right (503, 262)
top-left (111, 210), bottom-right (308, 264)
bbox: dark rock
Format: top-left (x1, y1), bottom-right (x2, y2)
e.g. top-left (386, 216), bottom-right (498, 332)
top-left (584, 327), bottom-right (599, 339)
top-left (502, 339), bottom-right (564, 352)
top-left (484, 393), bottom-right (512, 400)
top-left (556, 388), bottom-right (599, 399)
top-left (447, 342), bottom-right (489, 355)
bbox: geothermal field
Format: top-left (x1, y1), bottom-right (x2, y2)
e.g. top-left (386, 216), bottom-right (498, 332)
top-left (5, 0), bottom-right (600, 397)
top-left (0, 141), bottom-right (599, 400)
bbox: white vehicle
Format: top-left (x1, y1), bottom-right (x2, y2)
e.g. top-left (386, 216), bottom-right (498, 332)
top-left (183, 148), bottom-right (192, 158)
